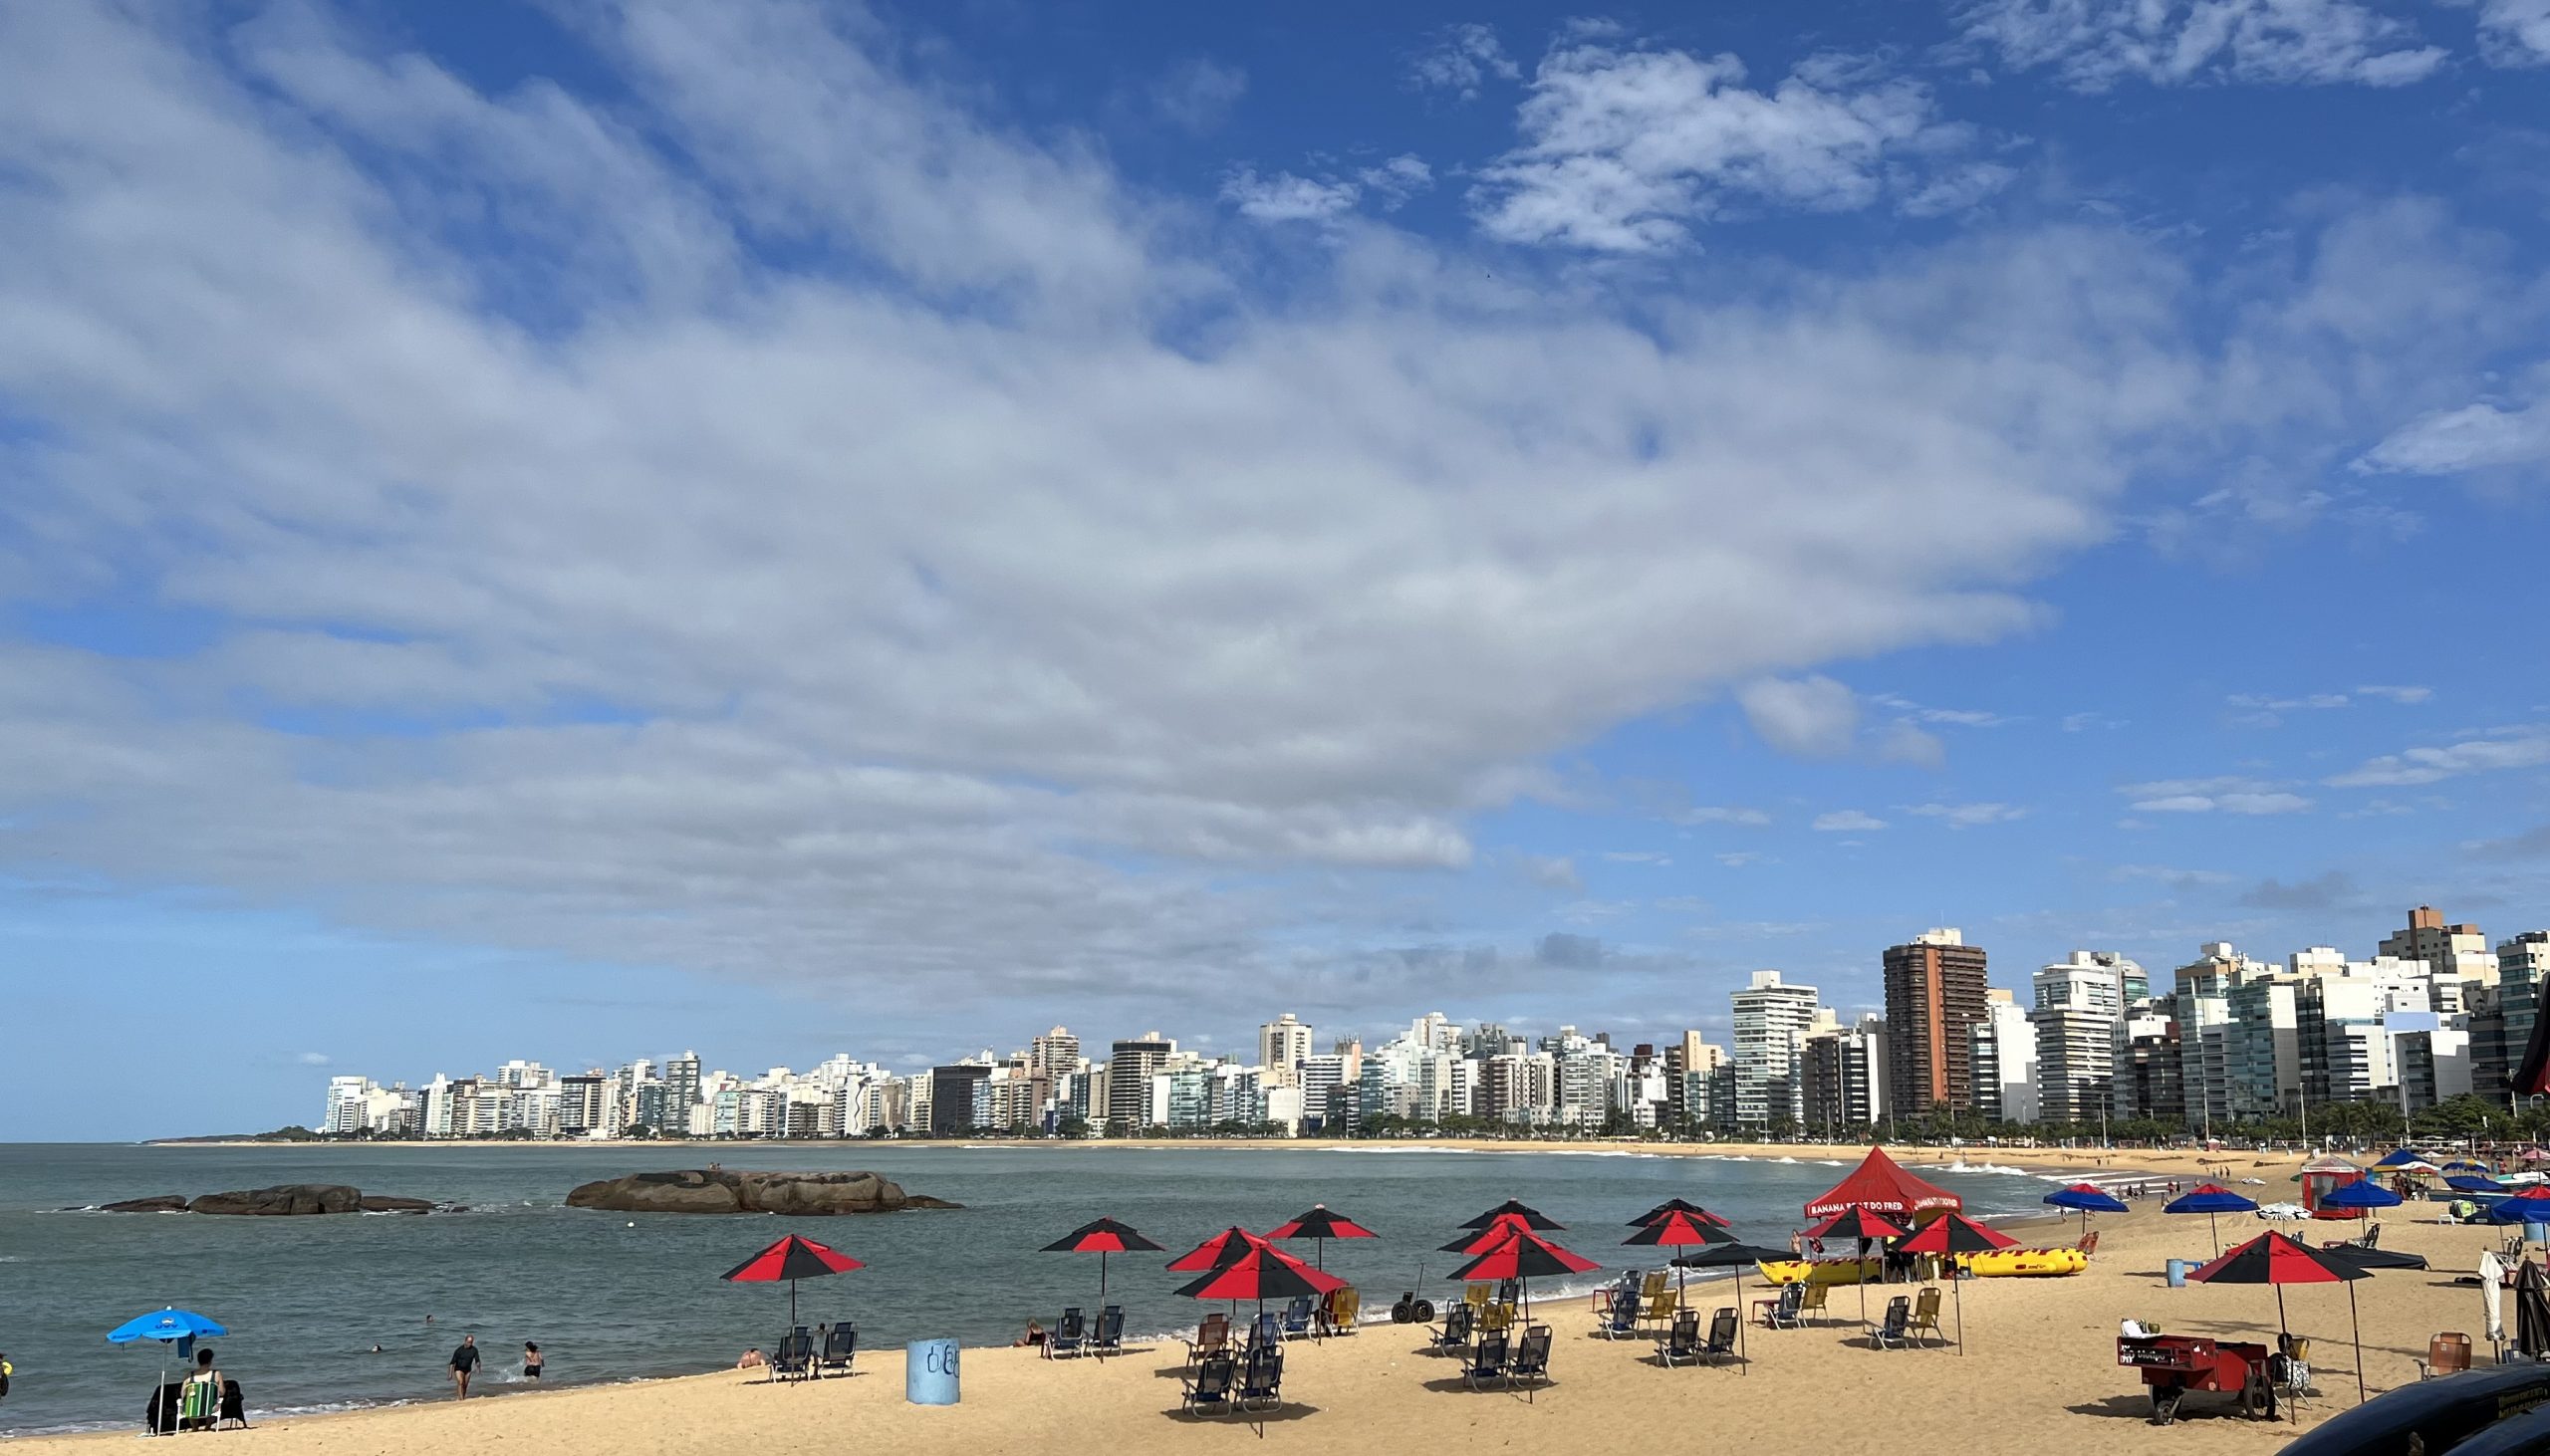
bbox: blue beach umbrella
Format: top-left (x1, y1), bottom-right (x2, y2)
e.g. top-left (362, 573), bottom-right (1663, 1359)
top-left (2044, 1182), bottom-right (2130, 1241)
top-left (110, 1308), bottom-right (228, 1436)
top-left (2163, 1183), bottom-right (2258, 1257)
top-left (2318, 1179), bottom-right (2405, 1215)
top-left (2448, 1175), bottom-right (2511, 1195)
top-left (2442, 1160), bottom-right (2491, 1174)
top-left (2371, 1148), bottom-right (2437, 1173)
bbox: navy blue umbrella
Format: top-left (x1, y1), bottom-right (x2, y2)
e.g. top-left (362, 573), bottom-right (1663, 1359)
top-left (2447, 1175), bottom-right (2511, 1195)
top-left (2164, 1183), bottom-right (2258, 1257)
top-left (2318, 1179), bottom-right (2403, 1211)
top-left (2044, 1182), bottom-right (2129, 1241)
top-left (2370, 1148), bottom-right (2436, 1172)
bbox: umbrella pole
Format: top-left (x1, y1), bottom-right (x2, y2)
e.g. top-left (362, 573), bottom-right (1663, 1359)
top-left (1735, 1267), bottom-right (1748, 1375)
top-left (1859, 1239), bottom-right (1871, 1335)
top-left (2349, 1282), bottom-right (2366, 1404)
top-left (1954, 1270), bottom-right (1965, 1355)
top-left (2210, 1212), bottom-right (2221, 1259)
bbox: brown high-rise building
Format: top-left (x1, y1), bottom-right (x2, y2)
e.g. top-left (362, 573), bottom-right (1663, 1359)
top-left (1884, 928), bottom-right (1989, 1116)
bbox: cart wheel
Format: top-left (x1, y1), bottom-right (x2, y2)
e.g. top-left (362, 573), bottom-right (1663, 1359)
top-left (2239, 1367), bottom-right (2270, 1420)
top-left (1410, 1299), bottom-right (1436, 1324)
top-left (2150, 1388), bottom-right (2181, 1425)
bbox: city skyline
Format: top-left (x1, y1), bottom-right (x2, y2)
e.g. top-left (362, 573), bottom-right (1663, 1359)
top-left (8, 3), bottom-right (2550, 1141)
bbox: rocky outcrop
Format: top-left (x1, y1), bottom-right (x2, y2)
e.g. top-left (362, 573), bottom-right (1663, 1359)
top-left (565, 1168), bottom-right (959, 1215)
top-left (96, 1184), bottom-right (438, 1215)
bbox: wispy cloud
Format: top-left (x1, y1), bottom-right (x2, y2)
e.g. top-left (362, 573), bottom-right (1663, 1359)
top-left (2120, 776), bottom-right (2312, 815)
top-left (1601, 849), bottom-right (1673, 865)
top-left (1812, 810), bottom-right (1889, 832)
top-left (1408, 22), bottom-right (1520, 102)
top-left (1958, 0), bottom-right (2449, 91)
top-left (2327, 729), bottom-right (2550, 787)
top-left (1904, 801), bottom-right (2029, 828)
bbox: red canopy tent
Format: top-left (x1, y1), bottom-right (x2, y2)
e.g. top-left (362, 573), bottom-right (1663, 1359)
top-left (1803, 1146), bottom-right (1963, 1221)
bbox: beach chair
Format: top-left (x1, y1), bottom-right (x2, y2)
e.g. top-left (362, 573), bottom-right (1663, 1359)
top-left (1658, 1310), bottom-right (1702, 1367)
top-left (1700, 1308), bottom-right (1740, 1366)
top-left (1179, 1352), bottom-right (1236, 1416)
top-left (819, 1323), bottom-right (858, 1374)
top-left (1321, 1286), bottom-right (1360, 1336)
top-left (770, 1331), bottom-right (813, 1380)
top-left (1047, 1307), bottom-right (1087, 1359)
top-left (1874, 1296), bottom-right (1911, 1350)
top-left (1478, 1301), bottom-right (1516, 1336)
top-left (1430, 1303), bottom-right (1476, 1353)
top-left (1641, 1269), bottom-right (1669, 1302)
top-left (1638, 1290), bottom-right (1677, 1334)
top-left (1247, 1311), bottom-right (1281, 1349)
top-left (2418, 1332), bottom-right (2472, 1379)
top-left (1762, 1283), bottom-right (1805, 1330)
top-left (1238, 1345), bottom-right (1284, 1413)
top-left (1182, 1312), bottom-right (1227, 1367)
top-left (1597, 1291), bottom-right (1642, 1339)
top-left (1496, 1279), bottom-right (1521, 1310)
top-left (1909, 1287), bottom-right (1945, 1348)
top-left (178, 1377), bottom-right (219, 1431)
top-left (1091, 1305), bottom-right (1126, 1359)
top-left (1280, 1296), bottom-right (1314, 1339)
top-left (1463, 1283), bottom-right (1492, 1313)
top-left (1509, 1325), bottom-right (1553, 1390)
top-left (1462, 1331), bottom-right (1511, 1390)
top-left (1798, 1282), bottom-right (1830, 1325)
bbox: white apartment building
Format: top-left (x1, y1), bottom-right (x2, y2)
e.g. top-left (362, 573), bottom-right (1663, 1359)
top-left (2031, 950), bottom-right (2144, 1123)
top-left (1730, 971), bottom-right (1820, 1129)
top-left (1971, 990), bottom-right (2039, 1124)
top-left (1258, 1015), bottom-right (1314, 1080)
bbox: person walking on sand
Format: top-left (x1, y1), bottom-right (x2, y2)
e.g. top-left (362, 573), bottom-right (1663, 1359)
top-left (448, 1335), bottom-right (480, 1399)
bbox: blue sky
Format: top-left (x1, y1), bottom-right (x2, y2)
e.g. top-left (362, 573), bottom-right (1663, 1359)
top-left (5, 1), bottom-right (2549, 1139)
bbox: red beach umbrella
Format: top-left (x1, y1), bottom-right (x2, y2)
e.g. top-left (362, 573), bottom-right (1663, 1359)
top-left (1894, 1213), bottom-right (2019, 1355)
top-left (1459, 1199), bottom-right (1564, 1231)
top-left (1631, 1198), bottom-right (1731, 1228)
top-left (1622, 1208), bottom-right (1727, 1308)
top-left (1174, 1241), bottom-right (1346, 1345)
top-left (1042, 1217), bottom-right (1164, 1308)
top-left (2190, 1231), bottom-right (2373, 1403)
top-left (1450, 1227), bottom-right (1598, 1318)
top-left (1441, 1212), bottom-right (1535, 1255)
top-left (1166, 1226), bottom-right (1270, 1273)
top-left (719, 1233), bottom-right (864, 1333)
top-left (1267, 1205), bottom-right (1380, 1270)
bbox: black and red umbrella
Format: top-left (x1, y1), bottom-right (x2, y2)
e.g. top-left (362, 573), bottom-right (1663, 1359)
top-left (1460, 1199), bottom-right (1563, 1231)
top-left (1806, 1207), bottom-right (1909, 1333)
top-left (2190, 1231), bottom-right (2373, 1403)
top-left (1630, 1198), bottom-right (1731, 1228)
top-left (1174, 1241), bottom-right (1347, 1351)
top-left (1623, 1208), bottom-right (1729, 1306)
top-left (1441, 1212), bottom-right (1535, 1255)
top-left (1266, 1205), bottom-right (1379, 1270)
top-left (1894, 1213), bottom-right (2018, 1354)
top-left (719, 1233), bottom-right (865, 1332)
top-left (1042, 1217), bottom-right (1164, 1308)
top-left (1166, 1226), bottom-right (1269, 1273)
top-left (1450, 1226), bottom-right (1598, 1317)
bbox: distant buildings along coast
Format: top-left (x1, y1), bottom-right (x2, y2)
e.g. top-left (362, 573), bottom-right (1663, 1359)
top-left (317, 905), bottom-right (2550, 1142)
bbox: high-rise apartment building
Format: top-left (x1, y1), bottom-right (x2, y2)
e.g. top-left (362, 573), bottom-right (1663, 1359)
top-left (1028, 1027), bottom-right (1081, 1074)
top-left (1729, 971), bottom-right (1820, 1129)
top-left (1971, 989), bottom-right (2038, 1124)
top-left (662, 1052), bottom-right (702, 1120)
top-left (2030, 950), bottom-right (2144, 1123)
top-left (1884, 929), bottom-right (1989, 1116)
top-left (1258, 1014), bottom-right (1314, 1078)
top-left (1800, 1014), bottom-right (1887, 1132)
top-left (2380, 905), bottom-right (2498, 987)
top-left (1106, 1034), bottom-right (1176, 1132)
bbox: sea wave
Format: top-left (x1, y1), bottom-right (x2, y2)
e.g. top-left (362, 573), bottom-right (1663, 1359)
top-left (1912, 1162), bottom-right (2035, 1176)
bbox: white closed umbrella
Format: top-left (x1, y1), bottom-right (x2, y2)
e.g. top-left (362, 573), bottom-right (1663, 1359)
top-left (2481, 1248), bottom-right (2506, 1348)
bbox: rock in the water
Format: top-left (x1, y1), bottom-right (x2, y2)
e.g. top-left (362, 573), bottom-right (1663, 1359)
top-left (565, 1168), bottom-right (959, 1215)
top-left (99, 1195), bottom-right (189, 1214)
top-left (358, 1194), bottom-right (434, 1213)
top-left (187, 1184), bottom-right (367, 1216)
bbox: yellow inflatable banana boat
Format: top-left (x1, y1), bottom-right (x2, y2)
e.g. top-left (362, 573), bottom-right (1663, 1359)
top-left (1756, 1247), bottom-right (2087, 1285)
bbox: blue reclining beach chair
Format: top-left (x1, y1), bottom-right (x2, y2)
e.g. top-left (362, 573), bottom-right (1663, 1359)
top-left (1699, 1308), bottom-right (1739, 1366)
top-left (1238, 1345), bottom-right (1284, 1412)
top-left (1462, 1331), bottom-right (1510, 1391)
top-left (1430, 1304), bottom-right (1475, 1353)
top-left (1658, 1309), bottom-right (1702, 1367)
top-left (1280, 1296), bottom-right (1313, 1340)
top-left (1179, 1352), bottom-right (1235, 1415)
top-left (1597, 1290), bottom-right (1641, 1339)
top-left (1091, 1305), bottom-right (1125, 1358)
top-left (1874, 1295), bottom-right (1911, 1350)
top-left (1508, 1324), bottom-right (1553, 1389)
top-left (1248, 1310), bottom-right (1280, 1349)
top-left (770, 1330), bottom-right (813, 1381)
top-left (1766, 1283), bottom-right (1805, 1330)
top-left (819, 1323), bottom-right (857, 1374)
top-left (1046, 1307), bottom-right (1086, 1359)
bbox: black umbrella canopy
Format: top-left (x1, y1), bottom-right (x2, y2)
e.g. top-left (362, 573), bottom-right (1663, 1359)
top-left (1623, 1211), bottom-right (1734, 1248)
top-left (1669, 1241), bottom-right (1791, 1269)
top-left (2519, 1261), bottom-right (2550, 1359)
top-left (1460, 1199), bottom-right (1563, 1231)
top-left (1630, 1198), bottom-right (1729, 1228)
top-left (1813, 1207), bottom-right (1909, 1244)
top-left (1268, 1206), bottom-right (1379, 1241)
top-left (1172, 1246), bottom-right (1335, 1303)
top-left (1040, 1217), bottom-right (1165, 1254)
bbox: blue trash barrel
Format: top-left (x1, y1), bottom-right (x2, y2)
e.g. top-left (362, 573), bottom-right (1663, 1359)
top-left (2165, 1259), bottom-right (2188, 1288)
top-left (2528, 1221), bottom-right (2548, 1246)
top-left (905, 1339), bottom-right (959, 1405)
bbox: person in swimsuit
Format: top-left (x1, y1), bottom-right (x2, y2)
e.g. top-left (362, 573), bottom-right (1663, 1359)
top-left (1011, 1319), bottom-right (1046, 1347)
top-left (522, 1342), bottom-right (543, 1380)
top-left (448, 1335), bottom-right (479, 1399)
top-left (1, 1350), bottom-right (13, 1404)
top-left (735, 1347), bottom-right (765, 1369)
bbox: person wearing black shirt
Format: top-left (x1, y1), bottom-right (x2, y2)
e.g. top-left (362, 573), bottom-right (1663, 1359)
top-left (448, 1335), bottom-right (480, 1399)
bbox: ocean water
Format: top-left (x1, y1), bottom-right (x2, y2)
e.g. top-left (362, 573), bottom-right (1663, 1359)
top-left (0, 1142), bottom-right (2058, 1435)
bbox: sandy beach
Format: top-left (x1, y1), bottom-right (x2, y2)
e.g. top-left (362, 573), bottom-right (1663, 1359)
top-left (13, 1178), bottom-right (2517, 1456)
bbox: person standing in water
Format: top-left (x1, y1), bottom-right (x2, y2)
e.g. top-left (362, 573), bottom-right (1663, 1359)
top-left (521, 1342), bottom-right (543, 1381)
top-left (447, 1335), bottom-right (479, 1399)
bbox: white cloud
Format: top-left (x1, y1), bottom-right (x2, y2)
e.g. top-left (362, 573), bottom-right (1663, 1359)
top-left (1409, 23), bottom-right (1521, 102)
top-left (295, 1051), bottom-right (334, 1067)
top-left (1875, 720), bottom-right (1949, 768)
top-left (1959, 0), bottom-right (2449, 90)
top-left (1714, 851), bottom-right (1766, 867)
top-left (1737, 676), bottom-right (1862, 758)
top-left (1905, 801), bottom-right (2029, 827)
top-left (2470, 0), bottom-right (2550, 66)
top-left (2326, 730), bottom-right (2550, 787)
top-left (2119, 775), bottom-right (2311, 814)
top-left (2354, 684), bottom-right (2431, 704)
top-left (1812, 810), bottom-right (1890, 832)
top-left (1676, 806), bottom-right (1774, 828)
top-left (1469, 39), bottom-right (1976, 252)
top-left (1602, 849), bottom-right (1673, 864)
top-left (1522, 854), bottom-right (1582, 890)
top-left (2357, 394), bottom-right (2550, 474)
top-left (1357, 153), bottom-right (1434, 209)
top-left (1149, 58), bottom-right (1247, 134)
top-left (1895, 160), bottom-right (2020, 218)
top-left (0, 3), bottom-right (2394, 1022)
top-left (1220, 167), bottom-right (1362, 223)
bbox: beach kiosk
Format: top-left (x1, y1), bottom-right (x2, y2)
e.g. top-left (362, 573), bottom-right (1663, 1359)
top-left (2300, 1155), bottom-right (2366, 1220)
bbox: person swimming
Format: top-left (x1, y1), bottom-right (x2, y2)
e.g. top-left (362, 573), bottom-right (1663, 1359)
top-left (522, 1342), bottom-right (543, 1380)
